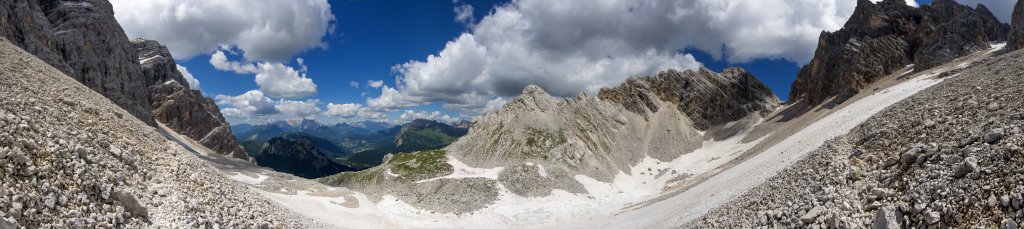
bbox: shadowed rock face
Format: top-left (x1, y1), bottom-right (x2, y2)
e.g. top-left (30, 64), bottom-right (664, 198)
top-left (1009, 0), bottom-right (1024, 51)
top-left (0, 0), bottom-right (154, 125)
top-left (599, 67), bottom-right (780, 130)
top-left (254, 136), bottom-right (354, 179)
top-left (790, 0), bottom-right (1008, 106)
top-left (0, 1), bottom-right (249, 160)
top-left (134, 39), bottom-right (250, 161)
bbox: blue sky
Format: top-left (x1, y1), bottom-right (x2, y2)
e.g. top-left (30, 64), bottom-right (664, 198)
top-left (110, 0), bottom-right (1014, 125)
top-left (175, 0), bottom-right (506, 124)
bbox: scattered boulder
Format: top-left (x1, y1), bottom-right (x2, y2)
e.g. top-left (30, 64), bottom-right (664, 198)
top-left (871, 206), bottom-right (902, 229)
top-left (984, 129), bottom-right (1004, 144)
top-left (960, 135), bottom-right (980, 148)
top-left (0, 218), bottom-right (17, 229)
top-left (800, 206), bottom-right (825, 224)
top-left (988, 102), bottom-right (1001, 111)
top-left (954, 156), bottom-right (979, 178)
top-left (924, 210), bottom-right (941, 225)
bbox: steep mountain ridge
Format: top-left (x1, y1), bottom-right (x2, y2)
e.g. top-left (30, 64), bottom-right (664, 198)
top-left (0, 0), bottom-right (248, 160)
top-left (322, 67), bottom-right (778, 213)
top-left (790, 0), bottom-right (1008, 106)
top-left (599, 67), bottom-right (779, 130)
top-left (250, 135), bottom-right (354, 179)
top-left (0, 0), bottom-right (153, 124)
top-left (393, 119), bottom-right (468, 151)
top-left (134, 39), bottom-right (249, 160)
top-left (1010, 0), bottom-right (1024, 51)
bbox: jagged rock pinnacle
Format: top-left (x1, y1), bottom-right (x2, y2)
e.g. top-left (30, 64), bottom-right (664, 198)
top-left (1009, 0), bottom-right (1024, 51)
top-left (507, 85), bottom-right (558, 112)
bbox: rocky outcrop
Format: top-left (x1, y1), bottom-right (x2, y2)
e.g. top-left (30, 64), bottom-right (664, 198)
top-left (133, 39), bottom-right (187, 86)
top-left (691, 44), bottom-right (1024, 228)
top-left (1009, 0), bottom-right (1024, 51)
top-left (0, 37), bottom-right (326, 228)
top-left (599, 67), bottom-right (780, 130)
top-left (322, 67), bottom-right (778, 213)
top-left (0, 0), bottom-right (154, 125)
top-left (134, 39), bottom-right (249, 160)
top-left (2, 0), bottom-right (249, 160)
top-left (790, 0), bottom-right (1008, 106)
top-left (253, 136), bottom-right (354, 179)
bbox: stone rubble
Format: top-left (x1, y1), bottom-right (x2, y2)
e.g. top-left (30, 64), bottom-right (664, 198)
top-left (690, 45), bottom-right (1024, 228)
top-left (0, 38), bottom-right (327, 228)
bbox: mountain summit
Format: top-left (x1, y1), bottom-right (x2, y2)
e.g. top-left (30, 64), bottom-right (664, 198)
top-left (790, 0), bottom-right (1008, 106)
top-left (0, 1), bottom-right (249, 160)
top-left (599, 67), bottom-right (779, 130)
top-left (322, 67), bottom-right (778, 213)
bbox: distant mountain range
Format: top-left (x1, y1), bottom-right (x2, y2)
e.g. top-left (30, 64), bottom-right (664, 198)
top-left (232, 119), bottom-right (469, 174)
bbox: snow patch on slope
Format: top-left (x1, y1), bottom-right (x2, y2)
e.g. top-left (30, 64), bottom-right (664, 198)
top-left (588, 62), bottom-right (953, 227)
top-left (230, 172), bottom-right (269, 186)
top-left (416, 156), bottom-right (505, 183)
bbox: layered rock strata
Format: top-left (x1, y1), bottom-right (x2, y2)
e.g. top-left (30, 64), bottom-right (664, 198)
top-left (790, 0), bottom-right (1008, 106)
top-left (0, 0), bottom-right (153, 124)
top-left (133, 39), bottom-right (249, 160)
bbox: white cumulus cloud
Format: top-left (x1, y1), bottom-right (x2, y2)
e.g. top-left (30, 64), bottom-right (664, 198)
top-left (372, 0), bottom-right (893, 115)
top-left (110, 0), bottom-right (335, 61)
top-left (396, 110), bottom-right (460, 124)
top-left (275, 99), bottom-right (321, 118)
top-left (367, 80), bottom-right (385, 88)
top-left (454, 3), bottom-right (476, 27)
top-left (367, 85), bottom-right (419, 111)
top-left (216, 90), bottom-right (327, 123)
top-left (210, 50), bottom-right (317, 99)
top-left (175, 64), bottom-right (201, 90)
top-left (215, 90), bottom-right (278, 116)
top-left (210, 50), bottom-right (259, 74)
top-left (253, 62), bottom-right (318, 99)
top-left (325, 103), bottom-right (387, 121)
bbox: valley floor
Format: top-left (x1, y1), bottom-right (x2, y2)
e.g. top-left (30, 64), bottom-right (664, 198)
top-left (161, 45), bottom-right (1009, 228)
top-left (181, 44), bottom-right (998, 228)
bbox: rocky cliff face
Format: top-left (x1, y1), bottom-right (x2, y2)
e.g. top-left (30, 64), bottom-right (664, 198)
top-left (0, 38), bottom-right (322, 228)
top-left (0, 0), bottom-right (153, 125)
top-left (1009, 0), bottom-right (1024, 51)
top-left (134, 39), bottom-right (250, 160)
top-left (599, 67), bottom-right (780, 130)
top-left (0, 0), bottom-right (249, 160)
top-left (790, 0), bottom-right (1008, 106)
top-left (254, 136), bottom-right (354, 179)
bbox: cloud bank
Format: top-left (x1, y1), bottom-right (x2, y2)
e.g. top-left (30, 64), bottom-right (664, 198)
top-left (110, 0), bottom-right (335, 61)
top-left (370, 0), bottom-right (903, 114)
